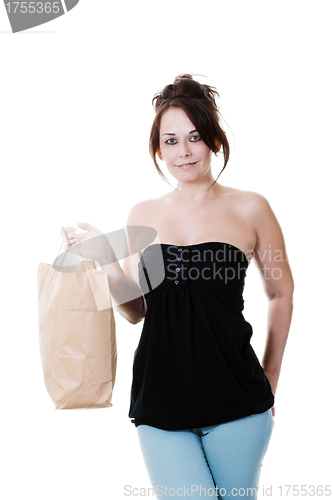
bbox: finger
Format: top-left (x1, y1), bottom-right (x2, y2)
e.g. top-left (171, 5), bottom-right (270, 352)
top-left (66, 238), bottom-right (77, 247)
top-left (76, 222), bottom-right (93, 231)
top-left (68, 231), bottom-right (81, 239)
top-left (68, 237), bottom-right (82, 247)
top-left (61, 227), bottom-right (77, 240)
top-left (61, 229), bottom-right (80, 246)
top-left (67, 237), bottom-right (81, 247)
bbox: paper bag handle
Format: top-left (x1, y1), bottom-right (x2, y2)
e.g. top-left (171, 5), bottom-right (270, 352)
top-left (56, 240), bottom-right (112, 311)
top-left (56, 239), bottom-right (89, 272)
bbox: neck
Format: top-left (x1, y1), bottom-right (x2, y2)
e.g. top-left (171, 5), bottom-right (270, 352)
top-left (174, 171), bottom-right (220, 203)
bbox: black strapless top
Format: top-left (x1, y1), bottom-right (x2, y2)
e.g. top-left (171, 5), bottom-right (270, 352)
top-left (128, 242), bottom-right (274, 430)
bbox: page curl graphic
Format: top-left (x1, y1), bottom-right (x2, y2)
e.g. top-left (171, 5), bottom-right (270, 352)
top-left (3, 0), bottom-right (80, 33)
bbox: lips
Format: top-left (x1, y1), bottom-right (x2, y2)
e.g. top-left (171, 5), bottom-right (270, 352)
top-left (177, 162), bottom-right (197, 169)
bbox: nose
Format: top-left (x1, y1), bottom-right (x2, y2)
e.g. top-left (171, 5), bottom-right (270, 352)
top-left (178, 140), bottom-right (192, 158)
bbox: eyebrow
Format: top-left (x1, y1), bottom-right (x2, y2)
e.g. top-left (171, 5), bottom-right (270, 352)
top-left (162, 129), bottom-right (197, 137)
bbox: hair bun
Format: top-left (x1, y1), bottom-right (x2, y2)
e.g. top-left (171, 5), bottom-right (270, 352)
top-left (173, 73), bottom-right (194, 84)
top-left (152, 73), bottom-right (220, 113)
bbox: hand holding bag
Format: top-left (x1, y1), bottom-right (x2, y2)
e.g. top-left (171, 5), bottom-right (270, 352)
top-left (37, 240), bottom-right (117, 409)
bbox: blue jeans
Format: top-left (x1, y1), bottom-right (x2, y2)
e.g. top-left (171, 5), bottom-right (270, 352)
top-left (137, 409), bottom-right (275, 499)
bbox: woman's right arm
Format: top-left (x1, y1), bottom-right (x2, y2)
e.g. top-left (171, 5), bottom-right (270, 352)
top-left (100, 202), bottom-right (148, 325)
top-left (100, 258), bottom-right (146, 325)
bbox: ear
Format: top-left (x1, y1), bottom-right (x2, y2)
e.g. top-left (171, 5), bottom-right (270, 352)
top-left (214, 139), bottom-right (222, 151)
top-left (157, 147), bottom-right (163, 160)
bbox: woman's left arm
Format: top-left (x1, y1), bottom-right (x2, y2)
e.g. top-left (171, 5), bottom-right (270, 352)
top-left (250, 193), bottom-right (295, 412)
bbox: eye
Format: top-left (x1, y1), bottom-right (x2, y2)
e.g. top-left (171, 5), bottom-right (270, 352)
top-left (190, 135), bottom-right (201, 142)
top-left (165, 138), bottom-right (177, 145)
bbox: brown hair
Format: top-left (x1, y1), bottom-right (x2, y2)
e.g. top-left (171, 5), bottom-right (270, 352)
top-left (149, 73), bottom-right (230, 190)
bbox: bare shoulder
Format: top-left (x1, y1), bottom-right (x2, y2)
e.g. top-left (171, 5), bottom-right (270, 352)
top-left (126, 198), bottom-right (160, 225)
top-left (240, 190), bottom-right (276, 224)
top-left (220, 185), bottom-right (272, 219)
top-left (126, 191), bottom-right (173, 223)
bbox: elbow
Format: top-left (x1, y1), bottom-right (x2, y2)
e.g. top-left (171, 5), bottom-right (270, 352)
top-left (114, 294), bottom-right (147, 325)
top-left (127, 315), bottom-right (145, 325)
top-left (267, 288), bottom-right (294, 301)
top-left (267, 275), bottom-right (295, 301)
top-left (114, 305), bottom-right (146, 325)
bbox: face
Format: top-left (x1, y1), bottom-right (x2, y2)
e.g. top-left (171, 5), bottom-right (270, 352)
top-left (158, 107), bottom-right (213, 184)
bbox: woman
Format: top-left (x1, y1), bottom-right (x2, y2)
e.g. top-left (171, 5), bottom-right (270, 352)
top-left (61, 74), bottom-right (294, 499)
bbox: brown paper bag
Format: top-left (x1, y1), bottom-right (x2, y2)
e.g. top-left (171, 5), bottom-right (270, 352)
top-left (37, 242), bottom-right (117, 409)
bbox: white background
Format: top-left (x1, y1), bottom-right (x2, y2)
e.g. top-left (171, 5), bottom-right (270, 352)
top-left (1, 1), bottom-right (332, 499)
